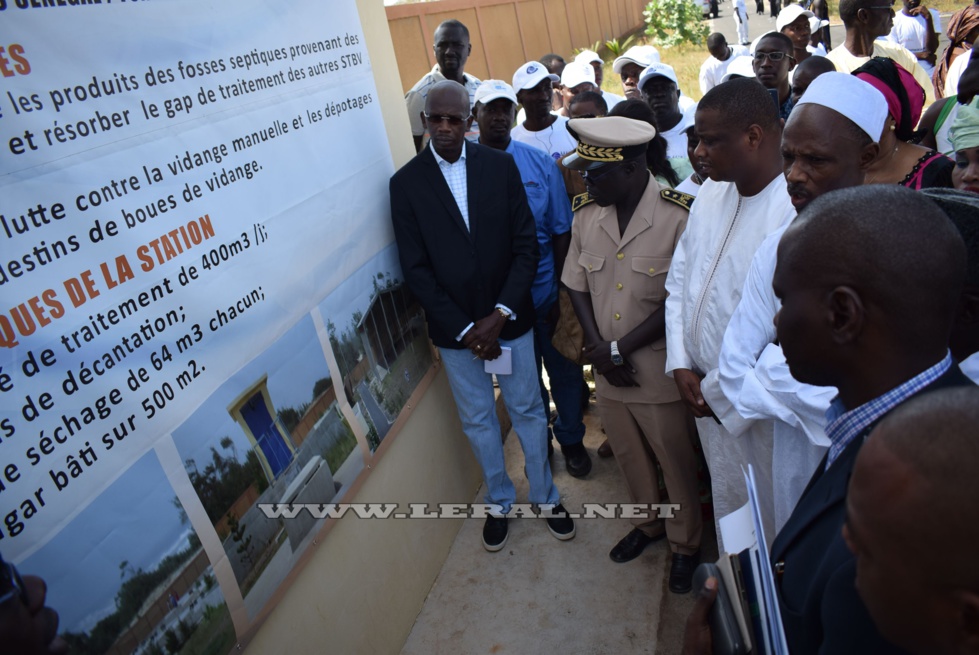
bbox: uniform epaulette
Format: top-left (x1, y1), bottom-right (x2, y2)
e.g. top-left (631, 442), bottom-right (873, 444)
top-left (572, 192), bottom-right (596, 212)
top-left (660, 188), bottom-right (695, 211)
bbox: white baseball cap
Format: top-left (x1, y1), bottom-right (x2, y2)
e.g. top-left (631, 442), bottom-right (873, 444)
top-left (720, 55), bottom-right (756, 83)
top-left (512, 61), bottom-right (560, 91)
top-left (612, 45), bottom-right (661, 73)
top-left (474, 79), bottom-right (518, 106)
top-left (637, 62), bottom-right (678, 91)
top-left (574, 50), bottom-right (603, 65)
top-left (795, 72), bottom-right (888, 141)
top-left (561, 61), bottom-right (597, 89)
top-left (809, 15), bottom-right (830, 32)
top-left (776, 4), bottom-right (814, 31)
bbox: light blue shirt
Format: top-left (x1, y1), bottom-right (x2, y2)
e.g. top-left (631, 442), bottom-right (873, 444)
top-left (504, 139), bottom-right (573, 310)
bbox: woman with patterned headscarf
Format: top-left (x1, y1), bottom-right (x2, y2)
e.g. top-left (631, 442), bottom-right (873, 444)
top-left (934, 4), bottom-right (979, 98)
top-left (855, 57), bottom-right (955, 189)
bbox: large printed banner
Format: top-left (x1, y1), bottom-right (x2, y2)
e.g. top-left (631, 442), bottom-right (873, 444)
top-left (0, 2), bottom-right (428, 652)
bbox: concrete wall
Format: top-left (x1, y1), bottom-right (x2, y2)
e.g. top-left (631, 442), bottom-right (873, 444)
top-left (240, 1), bottom-right (482, 651)
top-left (387, 0), bottom-right (648, 93)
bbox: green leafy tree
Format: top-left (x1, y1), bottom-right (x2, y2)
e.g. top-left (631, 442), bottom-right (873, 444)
top-left (644, 0), bottom-right (709, 47)
top-left (186, 442), bottom-right (268, 523)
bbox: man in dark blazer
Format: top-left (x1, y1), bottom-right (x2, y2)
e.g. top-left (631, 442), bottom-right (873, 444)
top-left (683, 185), bottom-right (972, 654)
top-left (389, 80), bottom-right (574, 552)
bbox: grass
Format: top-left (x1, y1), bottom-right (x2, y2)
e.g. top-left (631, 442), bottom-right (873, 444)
top-left (325, 423), bottom-right (357, 473)
top-left (178, 604), bottom-right (236, 655)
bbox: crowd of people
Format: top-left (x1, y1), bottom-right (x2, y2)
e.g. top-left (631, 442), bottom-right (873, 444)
top-left (4, 4), bottom-right (979, 655)
top-left (390, 5), bottom-right (979, 653)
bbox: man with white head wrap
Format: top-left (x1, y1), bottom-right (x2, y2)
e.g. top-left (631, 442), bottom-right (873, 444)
top-left (707, 72), bottom-right (888, 531)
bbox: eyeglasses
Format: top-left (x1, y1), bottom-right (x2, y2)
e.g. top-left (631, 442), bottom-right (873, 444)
top-left (424, 113), bottom-right (470, 126)
top-left (579, 164), bottom-right (621, 182)
top-left (0, 558), bottom-right (27, 607)
top-left (752, 51), bottom-right (794, 62)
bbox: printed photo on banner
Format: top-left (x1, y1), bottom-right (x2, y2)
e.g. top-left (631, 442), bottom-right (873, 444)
top-left (169, 314), bottom-right (360, 618)
top-left (315, 243), bottom-right (434, 452)
top-left (17, 450), bottom-right (232, 655)
top-left (1, 0), bottom-right (398, 641)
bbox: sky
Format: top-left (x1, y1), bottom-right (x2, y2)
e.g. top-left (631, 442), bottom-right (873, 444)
top-left (20, 450), bottom-right (192, 635)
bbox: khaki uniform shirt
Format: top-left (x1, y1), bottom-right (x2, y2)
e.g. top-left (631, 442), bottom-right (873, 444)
top-left (561, 173), bottom-right (690, 404)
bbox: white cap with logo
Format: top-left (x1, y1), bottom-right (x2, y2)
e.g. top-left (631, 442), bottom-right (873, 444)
top-left (637, 62), bottom-right (678, 91)
top-left (474, 79), bottom-right (518, 106)
top-left (561, 61), bottom-right (597, 89)
top-left (512, 61), bottom-right (560, 91)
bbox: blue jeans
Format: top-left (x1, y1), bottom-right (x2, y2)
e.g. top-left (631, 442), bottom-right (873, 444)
top-left (533, 301), bottom-right (586, 447)
top-left (440, 329), bottom-right (561, 513)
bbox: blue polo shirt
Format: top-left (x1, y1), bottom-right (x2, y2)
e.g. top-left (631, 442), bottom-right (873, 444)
top-left (505, 139), bottom-right (573, 311)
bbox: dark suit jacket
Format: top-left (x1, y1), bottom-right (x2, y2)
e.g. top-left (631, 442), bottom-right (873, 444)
top-left (771, 365), bottom-right (974, 655)
top-left (389, 141), bottom-right (539, 349)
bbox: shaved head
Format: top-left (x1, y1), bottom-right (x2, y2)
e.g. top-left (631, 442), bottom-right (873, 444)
top-left (846, 388), bottom-right (979, 655)
top-left (868, 388), bottom-right (979, 541)
top-left (425, 79), bottom-right (470, 114)
top-left (774, 185), bottom-right (966, 397)
top-left (698, 77), bottom-right (780, 133)
top-left (782, 185), bottom-right (965, 344)
top-left (790, 56), bottom-right (836, 103)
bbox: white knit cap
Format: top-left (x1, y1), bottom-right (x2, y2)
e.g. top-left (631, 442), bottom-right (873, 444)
top-left (795, 72), bottom-right (888, 141)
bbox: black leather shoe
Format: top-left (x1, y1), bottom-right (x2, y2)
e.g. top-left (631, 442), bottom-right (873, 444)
top-left (597, 438), bottom-right (613, 458)
top-left (609, 528), bottom-right (665, 563)
top-left (482, 515), bottom-right (508, 552)
top-left (561, 441), bottom-right (592, 478)
top-left (669, 551), bottom-right (701, 593)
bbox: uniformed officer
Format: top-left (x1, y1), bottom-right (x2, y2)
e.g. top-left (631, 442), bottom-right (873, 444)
top-left (560, 116), bottom-right (703, 593)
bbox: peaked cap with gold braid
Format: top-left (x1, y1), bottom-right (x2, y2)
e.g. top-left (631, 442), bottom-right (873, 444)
top-left (562, 116), bottom-right (657, 171)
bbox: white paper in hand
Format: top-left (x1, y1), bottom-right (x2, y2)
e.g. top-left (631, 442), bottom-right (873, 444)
top-left (484, 346), bottom-right (512, 375)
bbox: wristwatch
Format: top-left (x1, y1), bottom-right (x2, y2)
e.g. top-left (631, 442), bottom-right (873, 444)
top-left (497, 307), bottom-right (511, 320)
top-left (610, 341), bottom-right (624, 366)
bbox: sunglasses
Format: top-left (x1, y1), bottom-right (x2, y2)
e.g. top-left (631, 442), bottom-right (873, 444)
top-left (752, 51), bottom-right (794, 62)
top-left (424, 113), bottom-right (470, 126)
top-left (579, 164), bottom-right (621, 182)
